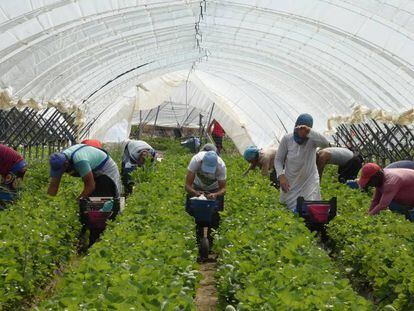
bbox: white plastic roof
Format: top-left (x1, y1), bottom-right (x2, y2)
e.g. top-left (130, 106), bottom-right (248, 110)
top-left (0, 0), bottom-right (413, 150)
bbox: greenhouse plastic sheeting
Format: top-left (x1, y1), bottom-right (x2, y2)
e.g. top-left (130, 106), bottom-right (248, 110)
top-left (128, 80), bottom-right (253, 152)
top-left (327, 105), bottom-right (414, 134)
top-left (0, 1), bottom-right (413, 150)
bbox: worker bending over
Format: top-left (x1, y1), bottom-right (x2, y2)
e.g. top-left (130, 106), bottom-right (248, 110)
top-left (358, 163), bottom-right (414, 216)
top-left (317, 147), bottom-right (363, 182)
top-left (243, 145), bottom-right (278, 187)
top-left (121, 140), bottom-right (156, 196)
top-left (386, 160), bottom-right (414, 170)
top-left (47, 144), bottom-right (121, 199)
top-left (185, 150), bottom-right (226, 252)
top-left (0, 144), bottom-right (27, 191)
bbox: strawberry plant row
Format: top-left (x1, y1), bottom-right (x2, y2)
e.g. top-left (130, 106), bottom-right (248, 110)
top-left (322, 170), bottom-right (414, 310)
top-left (40, 154), bottom-right (199, 310)
top-left (0, 162), bottom-right (82, 310)
top-left (215, 157), bottom-right (371, 310)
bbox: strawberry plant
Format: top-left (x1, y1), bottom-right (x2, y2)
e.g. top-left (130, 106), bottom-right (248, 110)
top-left (215, 157), bottom-right (371, 310)
top-left (10, 139), bottom-right (413, 310)
top-left (0, 161), bottom-right (81, 310)
top-left (40, 152), bottom-right (199, 310)
top-left (323, 167), bottom-right (414, 310)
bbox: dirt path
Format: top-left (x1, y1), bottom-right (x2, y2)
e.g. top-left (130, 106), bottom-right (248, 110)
top-left (195, 254), bottom-right (218, 311)
top-left (23, 232), bottom-right (90, 310)
top-left (20, 254), bottom-right (82, 310)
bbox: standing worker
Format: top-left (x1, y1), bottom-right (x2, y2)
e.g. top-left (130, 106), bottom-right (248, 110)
top-left (185, 150), bottom-right (226, 255)
top-left (358, 163), bottom-right (414, 216)
top-left (0, 144), bottom-right (27, 191)
top-left (317, 147), bottom-right (363, 182)
top-left (275, 114), bottom-right (329, 211)
top-left (121, 140), bottom-right (156, 196)
top-left (208, 119), bottom-right (225, 154)
top-left (243, 145), bottom-right (278, 187)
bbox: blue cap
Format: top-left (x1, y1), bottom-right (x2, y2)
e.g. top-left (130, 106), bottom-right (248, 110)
top-left (201, 151), bottom-right (218, 174)
top-left (10, 160), bottom-right (27, 174)
top-left (243, 146), bottom-right (259, 161)
top-left (49, 153), bottom-right (67, 178)
top-left (295, 113), bottom-right (313, 127)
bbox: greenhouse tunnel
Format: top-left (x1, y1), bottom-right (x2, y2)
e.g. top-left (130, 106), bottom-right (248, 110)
top-left (2, 1), bottom-right (414, 310)
top-left (0, 0), bottom-right (413, 152)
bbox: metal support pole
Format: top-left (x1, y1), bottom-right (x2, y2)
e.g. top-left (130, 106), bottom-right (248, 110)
top-left (138, 111), bottom-right (142, 139)
top-left (151, 105), bottom-right (161, 137)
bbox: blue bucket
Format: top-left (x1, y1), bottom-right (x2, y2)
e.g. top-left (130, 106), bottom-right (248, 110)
top-left (346, 180), bottom-right (359, 189)
top-left (189, 199), bottom-right (217, 223)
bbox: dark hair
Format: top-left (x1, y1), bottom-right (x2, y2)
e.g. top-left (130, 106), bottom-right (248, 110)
top-left (366, 170), bottom-right (384, 188)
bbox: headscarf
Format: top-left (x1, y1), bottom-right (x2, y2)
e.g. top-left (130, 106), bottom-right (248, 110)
top-left (294, 113), bottom-right (313, 145)
top-left (124, 140), bottom-right (155, 168)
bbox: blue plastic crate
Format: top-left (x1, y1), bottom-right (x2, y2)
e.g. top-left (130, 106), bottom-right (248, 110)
top-left (189, 199), bottom-right (217, 223)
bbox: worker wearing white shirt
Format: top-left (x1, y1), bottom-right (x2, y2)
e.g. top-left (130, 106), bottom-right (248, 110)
top-left (275, 114), bottom-right (329, 211)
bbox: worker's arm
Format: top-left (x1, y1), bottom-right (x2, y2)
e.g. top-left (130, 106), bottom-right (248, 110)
top-left (275, 137), bottom-right (287, 176)
top-left (185, 170), bottom-right (203, 196)
top-left (243, 162), bottom-right (256, 176)
top-left (307, 129), bottom-right (330, 148)
top-left (79, 172), bottom-right (96, 199)
top-left (368, 186), bottom-right (399, 215)
top-left (47, 176), bottom-right (62, 196)
top-left (368, 189), bottom-right (381, 212)
top-left (275, 136), bottom-right (289, 192)
top-left (207, 180), bottom-right (226, 199)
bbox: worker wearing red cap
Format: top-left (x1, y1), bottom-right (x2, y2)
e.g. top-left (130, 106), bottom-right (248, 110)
top-left (358, 163), bottom-right (414, 215)
top-left (81, 139), bottom-right (103, 149)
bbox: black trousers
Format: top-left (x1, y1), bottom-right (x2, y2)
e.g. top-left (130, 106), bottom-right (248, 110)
top-left (121, 165), bottom-right (135, 196)
top-left (196, 212), bottom-right (220, 248)
top-left (90, 175), bottom-right (117, 197)
top-left (80, 175), bottom-right (117, 248)
top-left (269, 168), bottom-right (280, 189)
top-left (338, 155), bottom-right (363, 183)
top-left (212, 134), bottom-right (223, 149)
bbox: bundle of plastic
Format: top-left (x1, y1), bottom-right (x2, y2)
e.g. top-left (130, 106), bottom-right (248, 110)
top-left (190, 194), bottom-right (207, 200)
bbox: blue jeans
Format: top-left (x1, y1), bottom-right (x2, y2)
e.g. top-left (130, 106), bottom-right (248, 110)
top-left (389, 201), bottom-right (414, 221)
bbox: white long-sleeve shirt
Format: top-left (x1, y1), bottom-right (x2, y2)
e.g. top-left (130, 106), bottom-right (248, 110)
top-left (275, 130), bottom-right (329, 210)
